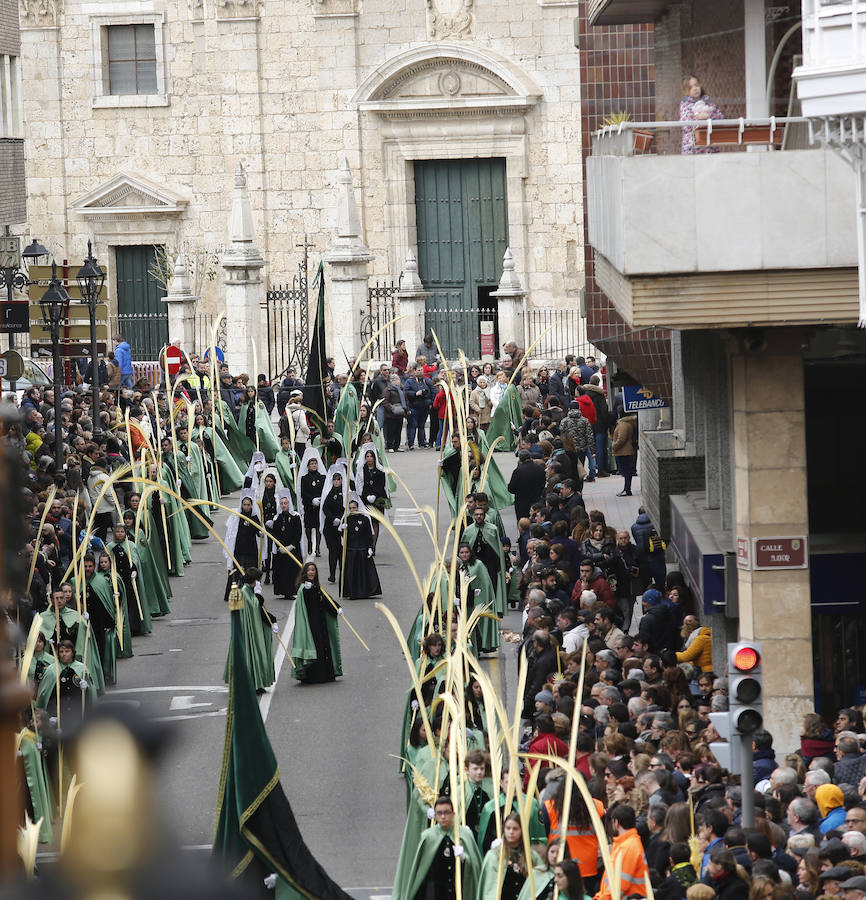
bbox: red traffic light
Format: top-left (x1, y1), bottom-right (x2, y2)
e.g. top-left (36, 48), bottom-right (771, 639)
top-left (733, 645), bottom-right (760, 672)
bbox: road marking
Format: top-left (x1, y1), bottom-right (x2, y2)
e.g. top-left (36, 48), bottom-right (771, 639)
top-left (259, 600), bottom-right (294, 723)
top-left (170, 696), bottom-right (213, 711)
top-left (108, 685), bottom-right (228, 695)
top-left (392, 507), bottom-right (423, 527)
top-left (152, 708), bottom-right (227, 722)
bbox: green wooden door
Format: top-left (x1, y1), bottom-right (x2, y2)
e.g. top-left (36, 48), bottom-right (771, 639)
top-left (414, 159), bottom-right (508, 357)
top-left (114, 245), bottom-right (167, 361)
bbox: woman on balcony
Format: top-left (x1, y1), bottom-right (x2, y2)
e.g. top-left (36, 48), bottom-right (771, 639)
top-left (680, 75), bottom-right (724, 155)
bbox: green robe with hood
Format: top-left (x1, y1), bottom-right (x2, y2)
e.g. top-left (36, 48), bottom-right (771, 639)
top-left (34, 658), bottom-right (98, 713)
top-left (198, 422), bottom-right (244, 493)
top-left (487, 383), bottom-right (523, 453)
top-left (275, 448), bottom-right (298, 493)
top-left (17, 730), bottom-right (54, 843)
top-left (131, 520), bottom-right (172, 616)
top-left (516, 867), bottom-right (555, 900)
top-left (238, 399), bottom-right (280, 462)
top-left (159, 462), bottom-right (193, 569)
top-left (222, 583), bottom-right (275, 692)
top-left (461, 519), bottom-right (507, 617)
top-left (439, 559), bottom-right (500, 654)
top-left (106, 539), bottom-right (154, 636)
top-left (219, 399), bottom-right (256, 470)
top-left (169, 448), bottom-right (211, 540)
top-left (477, 793), bottom-right (547, 853)
top-left (288, 583), bottom-right (343, 682)
top-left (73, 571), bottom-right (120, 686)
top-left (477, 844), bottom-right (544, 900)
top-left (394, 821), bottom-right (482, 900)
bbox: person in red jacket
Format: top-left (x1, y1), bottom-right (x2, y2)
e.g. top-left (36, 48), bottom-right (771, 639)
top-left (576, 393), bottom-right (596, 425)
top-left (571, 559), bottom-right (617, 611)
top-left (523, 713), bottom-right (569, 789)
top-left (432, 381), bottom-right (454, 450)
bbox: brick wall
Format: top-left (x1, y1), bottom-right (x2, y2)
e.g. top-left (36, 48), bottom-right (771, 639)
top-left (577, 1), bottom-right (673, 401)
top-left (640, 429), bottom-right (706, 538)
top-left (0, 138), bottom-right (26, 225)
top-left (0, 0), bottom-right (20, 56)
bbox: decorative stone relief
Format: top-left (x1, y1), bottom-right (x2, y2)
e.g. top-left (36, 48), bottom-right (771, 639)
top-left (189, 0), bottom-right (204, 21)
top-left (426, 0), bottom-right (474, 40)
top-left (19, 0), bottom-right (61, 28)
top-left (373, 59), bottom-right (511, 104)
top-left (71, 172), bottom-right (189, 222)
top-left (312, 0), bottom-right (359, 17)
top-left (215, 0), bottom-right (260, 20)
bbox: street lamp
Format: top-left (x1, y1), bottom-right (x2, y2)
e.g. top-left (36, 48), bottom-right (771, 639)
top-left (39, 262), bottom-right (70, 470)
top-left (76, 240), bottom-right (106, 434)
top-left (1, 233), bottom-right (48, 336)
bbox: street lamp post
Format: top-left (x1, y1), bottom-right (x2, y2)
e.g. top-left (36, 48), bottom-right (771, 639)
top-left (39, 262), bottom-right (70, 471)
top-left (1, 233), bottom-right (49, 340)
top-left (76, 241), bottom-right (106, 435)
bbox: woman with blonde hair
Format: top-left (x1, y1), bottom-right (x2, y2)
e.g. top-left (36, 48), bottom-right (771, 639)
top-left (676, 614), bottom-right (713, 672)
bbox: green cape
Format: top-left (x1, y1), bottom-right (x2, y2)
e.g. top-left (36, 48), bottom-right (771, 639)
top-left (223, 584), bottom-right (275, 692)
top-left (199, 423), bottom-right (245, 493)
top-left (334, 386), bottom-right (359, 457)
top-left (275, 449), bottom-right (297, 493)
top-left (487, 384), bottom-right (523, 452)
top-left (477, 794), bottom-right (547, 853)
top-left (239, 401), bottom-right (280, 462)
top-left (461, 520), bottom-right (507, 616)
top-left (34, 658), bottom-right (98, 712)
top-left (288, 584), bottom-right (343, 682)
top-left (169, 451), bottom-right (211, 540)
top-left (159, 463), bottom-right (193, 571)
top-left (107, 539), bottom-right (153, 635)
top-left (133, 522), bottom-right (172, 616)
top-left (396, 823), bottom-right (482, 900)
top-left (478, 845), bottom-right (544, 900)
top-left (516, 868), bottom-right (555, 900)
top-left (220, 400), bottom-right (256, 470)
top-left (439, 559), bottom-right (500, 654)
top-left (18, 730), bottom-right (54, 843)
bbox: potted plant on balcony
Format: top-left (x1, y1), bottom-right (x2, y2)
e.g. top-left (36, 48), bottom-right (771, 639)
top-left (602, 111), bottom-right (655, 154)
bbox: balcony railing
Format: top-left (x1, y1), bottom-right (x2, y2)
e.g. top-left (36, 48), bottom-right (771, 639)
top-left (592, 117), bottom-right (811, 157)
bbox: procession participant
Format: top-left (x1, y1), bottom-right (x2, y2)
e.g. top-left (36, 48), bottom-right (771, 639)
top-left (340, 495), bottom-right (382, 601)
top-left (478, 768), bottom-right (547, 854)
top-left (515, 841), bottom-right (563, 900)
top-left (242, 449), bottom-right (268, 494)
top-left (155, 456), bottom-right (193, 572)
top-left (394, 795), bottom-right (482, 900)
top-left (275, 435), bottom-right (298, 494)
top-left (34, 639), bottom-right (97, 722)
top-left (106, 522), bottom-right (152, 637)
top-left (297, 446), bottom-right (326, 557)
top-left (238, 384), bottom-right (280, 462)
top-left (283, 389), bottom-right (310, 460)
top-left (439, 542), bottom-right (497, 654)
top-left (193, 412), bottom-right (243, 493)
top-left (269, 489), bottom-right (303, 599)
top-left (122, 509), bottom-right (171, 619)
top-left (355, 442), bottom-right (390, 554)
top-left (40, 586), bottom-right (80, 649)
top-left (98, 550), bottom-right (133, 660)
top-left (223, 568), bottom-right (275, 694)
top-left (58, 580), bottom-right (106, 696)
top-left (320, 464), bottom-right (348, 585)
top-left (126, 493), bottom-right (172, 616)
top-left (218, 378), bottom-right (256, 469)
top-left (223, 491), bottom-right (262, 600)
top-left (28, 632), bottom-right (55, 690)
top-left (477, 814), bottom-right (542, 900)
top-left (162, 432), bottom-right (209, 541)
top-left (260, 472), bottom-right (278, 585)
top-left (288, 562), bottom-right (343, 684)
top-left (460, 509), bottom-right (505, 652)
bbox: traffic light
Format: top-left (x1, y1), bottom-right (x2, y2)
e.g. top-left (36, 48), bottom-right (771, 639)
top-left (729, 641), bottom-right (763, 734)
top-left (708, 710), bottom-right (742, 773)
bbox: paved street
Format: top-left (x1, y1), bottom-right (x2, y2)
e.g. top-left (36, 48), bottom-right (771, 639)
top-left (97, 446), bottom-right (643, 894)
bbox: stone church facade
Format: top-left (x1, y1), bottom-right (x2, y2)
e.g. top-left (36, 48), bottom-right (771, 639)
top-left (19, 0), bottom-right (584, 361)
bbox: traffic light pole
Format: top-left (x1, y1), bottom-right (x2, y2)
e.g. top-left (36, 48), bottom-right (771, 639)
top-left (740, 736), bottom-right (755, 828)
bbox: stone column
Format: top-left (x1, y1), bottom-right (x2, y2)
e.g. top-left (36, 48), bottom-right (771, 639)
top-left (222, 164), bottom-right (265, 378)
top-left (491, 248), bottom-right (527, 353)
top-left (325, 158), bottom-right (374, 360)
top-left (731, 328), bottom-right (812, 753)
top-left (397, 249), bottom-right (428, 360)
top-left (161, 254), bottom-right (199, 353)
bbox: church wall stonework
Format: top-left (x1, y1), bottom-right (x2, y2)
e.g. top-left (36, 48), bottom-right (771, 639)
top-left (21, 0), bottom-right (583, 322)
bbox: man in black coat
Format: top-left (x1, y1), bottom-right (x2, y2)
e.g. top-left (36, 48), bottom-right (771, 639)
top-left (507, 450), bottom-right (546, 519)
top-left (522, 630), bottom-right (558, 720)
top-left (637, 589), bottom-right (675, 654)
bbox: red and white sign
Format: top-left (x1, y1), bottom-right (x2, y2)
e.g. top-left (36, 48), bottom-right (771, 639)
top-left (752, 536), bottom-right (808, 570)
top-left (160, 344), bottom-right (183, 378)
top-left (736, 536), bottom-right (750, 570)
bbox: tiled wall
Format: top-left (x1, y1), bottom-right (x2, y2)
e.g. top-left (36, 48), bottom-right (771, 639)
top-left (577, 0), bottom-right (672, 401)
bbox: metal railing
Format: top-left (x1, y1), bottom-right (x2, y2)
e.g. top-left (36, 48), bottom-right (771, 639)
top-left (592, 116), bottom-right (811, 156)
top-left (527, 307), bottom-right (598, 362)
top-left (425, 306), bottom-right (497, 360)
top-left (361, 281), bottom-right (399, 360)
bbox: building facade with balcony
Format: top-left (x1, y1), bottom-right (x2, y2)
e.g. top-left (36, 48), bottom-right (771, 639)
top-left (0, 0), bottom-right (25, 229)
top-left (17, 0), bottom-right (590, 364)
top-left (584, 0), bottom-right (866, 750)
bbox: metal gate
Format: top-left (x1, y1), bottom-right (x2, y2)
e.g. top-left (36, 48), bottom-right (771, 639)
top-left (262, 241), bottom-right (310, 381)
top-left (527, 307), bottom-right (597, 361)
top-left (360, 280), bottom-right (399, 360)
top-left (114, 245), bottom-right (168, 361)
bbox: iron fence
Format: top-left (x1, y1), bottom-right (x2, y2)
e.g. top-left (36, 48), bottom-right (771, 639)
top-left (424, 306), bottom-right (497, 360)
top-left (109, 312), bottom-right (168, 362)
top-left (262, 243), bottom-right (310, 381)
top-left (193, 312), bottom-right (228, 357)
top-left (527, 307), bottom-right (597, 362)
top-left (361, 281), bottom-right (399, 360)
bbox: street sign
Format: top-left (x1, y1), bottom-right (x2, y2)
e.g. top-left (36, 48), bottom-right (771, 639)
top-left (622, 385), bottom-right (669, 412)
top-left (1, 303), bottom-right (30, 333)
top-left (161, 344), bottom-right (183, 377)
top-left (752, 536), bottom-right (807, 570)
top-left (203, 346), bottom-right (225, 364)
top-left (0, 359), bottom-right (6, 377)
top-left (479, 320), bottom-right (495, 358)
top-left (736, 536), bottom-right (750, 570)
top-left (1, 349), bottom-right (25, 381)
top-left (0, 236), bottom-right (21, 270)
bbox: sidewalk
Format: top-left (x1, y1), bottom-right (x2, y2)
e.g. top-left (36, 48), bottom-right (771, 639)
top-left (579, 468), bottom-right (644, 533)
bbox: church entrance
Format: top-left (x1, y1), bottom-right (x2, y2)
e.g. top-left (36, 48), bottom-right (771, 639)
top-left (414, 158), bottom-right (508, 358)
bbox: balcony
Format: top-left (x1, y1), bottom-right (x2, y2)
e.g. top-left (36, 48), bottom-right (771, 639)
top-left (794, 0), bottom-right (866, 118)
top-left (586, 120), bottom-right (860, 330)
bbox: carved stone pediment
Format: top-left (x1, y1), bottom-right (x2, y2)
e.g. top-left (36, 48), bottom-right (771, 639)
top-left (19, 0), bottom-right (61, 28)
top-left (353, 45), bottom-right (542, 117)
top-left (71, 172), bottom-right (189, 220)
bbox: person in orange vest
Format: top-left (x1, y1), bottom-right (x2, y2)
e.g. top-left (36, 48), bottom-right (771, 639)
top-left (595, 804), bottom-right (649, 900)
top-left (543, 778), bottom-right (606, 895)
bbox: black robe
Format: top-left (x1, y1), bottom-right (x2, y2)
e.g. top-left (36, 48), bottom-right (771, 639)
top-left (110, 543), bottom-right (142, 635)
top-left (360, 465), bottom-right (387, 510)
top-left (341, 514), bottom-right (381, 600)
top-left (300, 472), bottom-right (325, 526)
top-left (299, 583), bottom-right (339, 684)
top-left (271, 511), bottom-right (303, 597)
top-left (321, 488), bottom-right (344, 577)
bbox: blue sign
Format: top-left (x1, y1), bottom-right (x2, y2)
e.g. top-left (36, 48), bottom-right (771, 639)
top-left (203, 346), bottom-right (225, 363)
top-left (623, 385), bottom-right (668, 412)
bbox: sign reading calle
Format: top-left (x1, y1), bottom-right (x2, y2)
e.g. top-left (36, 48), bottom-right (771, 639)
top-left (752, 536), bottom-right (808, 570)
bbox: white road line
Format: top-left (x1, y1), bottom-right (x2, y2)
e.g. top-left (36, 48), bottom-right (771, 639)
top-left (108, 685), bottom-right (228, 695)
top-left (392, 507), bottom-right (423, 527)
top-left (259, 600), bottom-right (294, 722)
